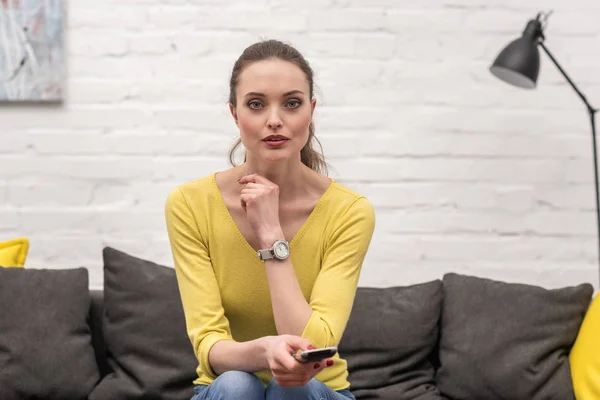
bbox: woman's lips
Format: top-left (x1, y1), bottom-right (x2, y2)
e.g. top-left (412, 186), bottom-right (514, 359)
top-left (263, 138), bottom-right (288, 147)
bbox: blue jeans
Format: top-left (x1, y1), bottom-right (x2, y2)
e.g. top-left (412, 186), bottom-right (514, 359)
top-left (191, 370), bottom-right (356, 400)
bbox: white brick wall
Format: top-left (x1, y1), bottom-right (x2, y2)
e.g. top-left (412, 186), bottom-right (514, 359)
top-left (1, 0), bottom-right (600, 290)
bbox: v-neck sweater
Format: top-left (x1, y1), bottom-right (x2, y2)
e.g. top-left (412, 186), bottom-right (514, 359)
top-left (165, 172), bottom-right (376, 390)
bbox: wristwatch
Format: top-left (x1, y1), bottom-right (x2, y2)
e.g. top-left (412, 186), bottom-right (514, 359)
top-left (257, 239), bottom-right (290, 261)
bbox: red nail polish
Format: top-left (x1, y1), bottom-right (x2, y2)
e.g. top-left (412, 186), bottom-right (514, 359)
top-left (313, 363), bottom-right (320, 369)
top-left (326, 360), bottom-right (333, 367)
top-left (307, 344), bottom-right (316, 350)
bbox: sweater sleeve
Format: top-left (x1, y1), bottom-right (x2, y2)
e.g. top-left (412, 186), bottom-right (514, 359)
top-left (301, 197), bottom-right (376, 348)
top-left (164, 187), bottom-right (233, 379)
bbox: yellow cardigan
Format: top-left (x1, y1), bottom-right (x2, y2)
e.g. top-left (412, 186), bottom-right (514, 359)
top-left (165, 173), bottom-right (376, 390)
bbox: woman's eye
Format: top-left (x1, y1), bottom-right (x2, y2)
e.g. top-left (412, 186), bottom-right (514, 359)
top-left (248, 101), bottom-right (262, 109)
top-left (286, 99), bottom-right (301, 108)
top-left (248, 99), bottom-right (301, 109)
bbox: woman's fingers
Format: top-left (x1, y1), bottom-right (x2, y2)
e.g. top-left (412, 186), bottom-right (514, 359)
top-left (241, 182), bottom-right (263, 189)
top-left (272, 361), bottom-right (330, 387)
top-left (272, 368), bottom-right (311, 384)
top-left (238, 173), bottom-right (274, 186)
top-left (272, 354), bottom-right (301, 372)
top-left (240, 194), bottom-right (258, 208)
top-left (240, 188), bottom-right (265, 195)
top-left (273, 356), bottom-right (331, 377)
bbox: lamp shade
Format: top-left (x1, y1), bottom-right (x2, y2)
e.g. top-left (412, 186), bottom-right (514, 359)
top-left (489, 19), bottom-right (544, 89)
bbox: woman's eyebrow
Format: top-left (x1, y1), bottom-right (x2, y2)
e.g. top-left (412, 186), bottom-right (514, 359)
top-left (244, 90), bottom-right (305, 97)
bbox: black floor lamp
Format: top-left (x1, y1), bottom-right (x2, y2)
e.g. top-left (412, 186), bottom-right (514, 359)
top-left (489, 11), bottom-right (599, 286)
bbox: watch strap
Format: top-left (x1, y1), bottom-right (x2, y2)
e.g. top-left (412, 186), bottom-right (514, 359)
top-left (257, 248), bottom-right (274, 260)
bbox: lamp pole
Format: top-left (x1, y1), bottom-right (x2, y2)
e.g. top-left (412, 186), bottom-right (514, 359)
top-left (490, 12), bottom-right (599, 286)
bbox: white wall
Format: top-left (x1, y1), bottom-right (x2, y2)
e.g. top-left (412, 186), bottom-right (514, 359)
top-left (1, 0), bottom-right (600, 290)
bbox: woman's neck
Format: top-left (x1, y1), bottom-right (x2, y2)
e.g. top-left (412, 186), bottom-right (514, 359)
top-left (240, 158), bottom-right (310, 202)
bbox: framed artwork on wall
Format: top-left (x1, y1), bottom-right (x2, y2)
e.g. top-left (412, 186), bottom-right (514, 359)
top-left (0, 0), bottom-right (64, 102)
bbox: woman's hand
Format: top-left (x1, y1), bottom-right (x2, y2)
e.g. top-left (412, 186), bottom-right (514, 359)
top-left (238, 173), bottom-right (283, 246)
top-left (264, 335), bottom-right (333, 387)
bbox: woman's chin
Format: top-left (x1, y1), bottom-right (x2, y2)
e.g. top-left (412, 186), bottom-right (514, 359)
top-left (259, 149), bottom-right (295, 163)
top-left (262, 155), bottom-right (289, 165)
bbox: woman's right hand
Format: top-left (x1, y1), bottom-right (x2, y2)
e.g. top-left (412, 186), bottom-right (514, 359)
top-left (265, 335), bottom-right (333, 387)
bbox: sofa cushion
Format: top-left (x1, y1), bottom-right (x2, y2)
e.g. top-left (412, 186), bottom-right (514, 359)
top-left (89, 290), bottom-right (111, 378)
top-left (0, 267), bottom-right (99, 400)
top-left (437, 273), bottom-right (594, 400)
top-left (88, 247), bottom-right (197, 400)
top-left (570, 293), bottom-right (600, 400)
top-left (339, 280), bottom-right (444, 399)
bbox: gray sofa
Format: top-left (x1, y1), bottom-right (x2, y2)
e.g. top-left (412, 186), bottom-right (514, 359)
top-left (87, 286), bottom-right (441, 400)
top-left (0, 247), bottom-right (594, 400)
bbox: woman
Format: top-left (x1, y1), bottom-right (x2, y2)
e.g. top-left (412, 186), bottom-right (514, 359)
top-left (165, 39), bottom-right (376, 400)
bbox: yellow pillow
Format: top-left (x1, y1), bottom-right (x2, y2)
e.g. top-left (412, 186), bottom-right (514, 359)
top-left (570, 293), bottom-right (600, 400)
top-left (0, 238), bottom-right (29, 267)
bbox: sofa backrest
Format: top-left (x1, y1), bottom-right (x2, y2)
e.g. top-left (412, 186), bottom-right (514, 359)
top-left (89, 290), bottom-right (111, 377)
top-left (88, 288), bottom-right (441, 380)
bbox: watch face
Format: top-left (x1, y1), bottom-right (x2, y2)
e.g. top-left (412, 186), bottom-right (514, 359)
top-left (273, 241), bottom-right (290, 259)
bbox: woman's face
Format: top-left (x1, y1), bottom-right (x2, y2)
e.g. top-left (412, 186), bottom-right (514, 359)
top-left (230, 59), bottom-right (316, 165)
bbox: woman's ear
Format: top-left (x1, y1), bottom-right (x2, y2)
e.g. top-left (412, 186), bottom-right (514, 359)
top-left (229, 103), bottom-right (239, 126)
top-left (310, 97), bottom-right (317, 116)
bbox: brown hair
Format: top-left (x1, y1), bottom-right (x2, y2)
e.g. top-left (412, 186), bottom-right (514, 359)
top-left (227, 39), bottom-right (328, 175)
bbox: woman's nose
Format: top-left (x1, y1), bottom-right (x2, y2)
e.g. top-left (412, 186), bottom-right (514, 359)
top-left (267, 109), bottom-right (283, 129)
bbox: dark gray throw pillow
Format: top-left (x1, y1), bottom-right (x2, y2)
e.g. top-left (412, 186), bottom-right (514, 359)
top-left (339, 281), bottom-right (444, 400)
top-left (88, 247), bottom-right (197, 400)
top-left (437, 273), bottom-right (594, 400)
top-left (0, 267), bottom-right (100, 400)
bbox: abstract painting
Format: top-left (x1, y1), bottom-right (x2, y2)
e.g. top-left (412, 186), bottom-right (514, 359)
top-left (0, 0), bottom-right (63, 102)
